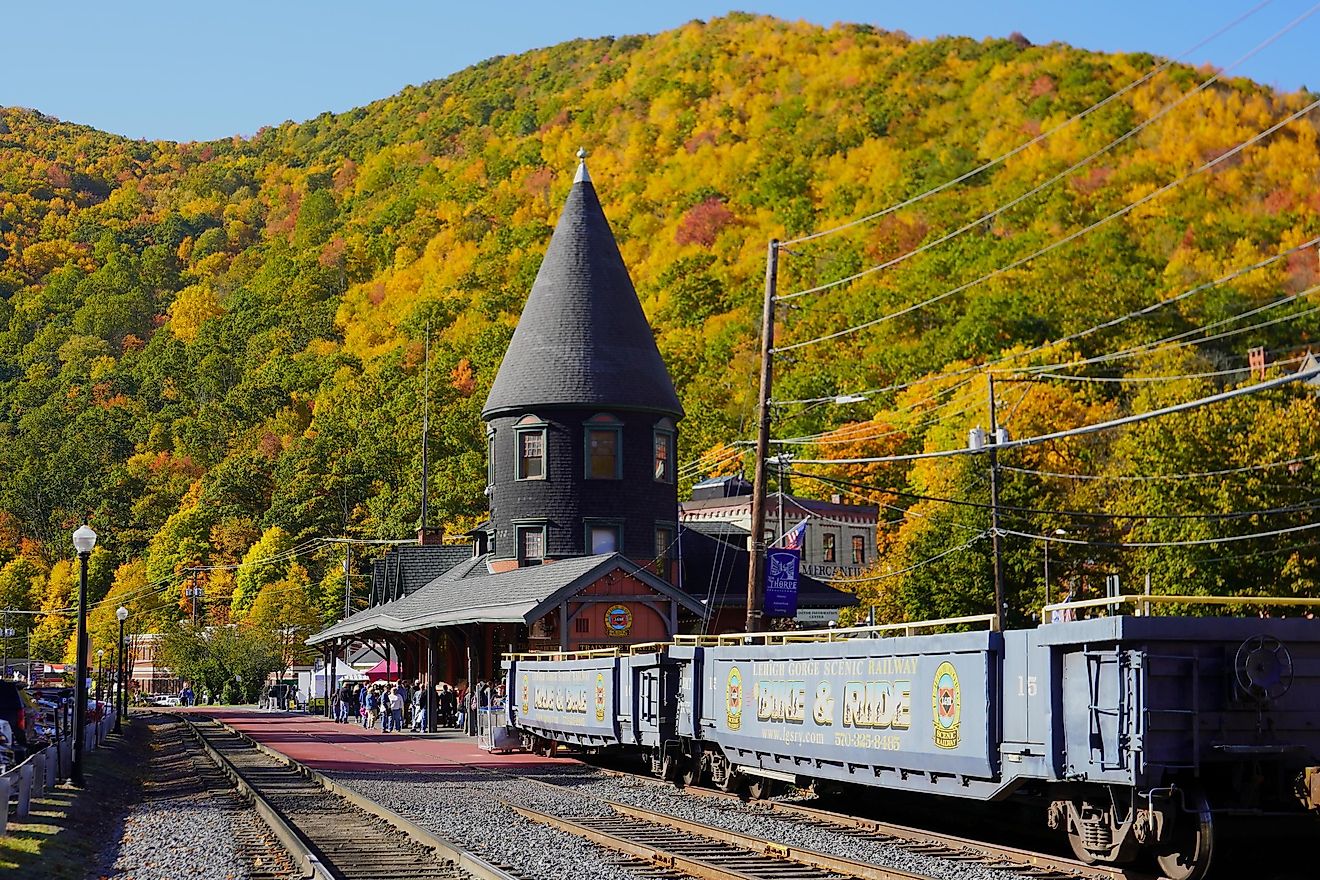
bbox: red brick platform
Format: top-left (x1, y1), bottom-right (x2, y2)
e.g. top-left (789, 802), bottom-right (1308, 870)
top-left (182, 708), bottom-right (570, 774)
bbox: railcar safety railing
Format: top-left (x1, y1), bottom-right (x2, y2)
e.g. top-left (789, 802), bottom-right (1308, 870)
top-left (1041, 593), bottom-right (1320, 623)
top-left (672, 613), bottom-right (997, 645)
top-left (504, 616), bottom-right (998, 661)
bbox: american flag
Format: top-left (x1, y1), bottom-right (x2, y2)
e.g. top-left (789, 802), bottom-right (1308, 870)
top-left (781, 519), bottom-right (808, 551)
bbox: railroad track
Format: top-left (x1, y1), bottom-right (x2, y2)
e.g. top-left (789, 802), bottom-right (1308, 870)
top-left (733, 795), bottom-right (1147, 880)
top-left (512, 799), bottom-right (927, 880)
top-left (176, 714), bottom-right (523, 880)
top-left (586, 766), bottom-right (1154, 880)
top-left (148, 715), bottom-right (295, 880)
top-left (186, 714), bottom-right (1153, 880)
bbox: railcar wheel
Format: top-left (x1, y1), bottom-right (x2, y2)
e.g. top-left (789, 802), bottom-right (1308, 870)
top-left (661, 752), bottom-right (682, 783)
top-left (1150, 791), bottom-right (1214, 880)
top-left (745, 777), bottom-right (775, 800)
top-left (718, 771), bottom-right (744, 794)
top-left (681, 758), bottom-right (700, 787)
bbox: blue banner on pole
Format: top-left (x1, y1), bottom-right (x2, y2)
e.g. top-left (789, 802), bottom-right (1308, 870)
top-left (764, 547), bottom-right (800, 617)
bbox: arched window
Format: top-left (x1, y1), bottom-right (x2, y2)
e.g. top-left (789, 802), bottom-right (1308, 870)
top-left (515, 415), bottom-right (546, 480)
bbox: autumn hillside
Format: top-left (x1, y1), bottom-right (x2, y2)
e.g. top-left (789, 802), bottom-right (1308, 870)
top-left (1, 13), bottom-right (1318, 660)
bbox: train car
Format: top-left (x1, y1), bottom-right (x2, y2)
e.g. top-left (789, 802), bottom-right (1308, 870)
top-left (506, 646), bottom-right (681, 761)
top-left (507, 653), bottom-right (621, 754)
top-left (504, 602), bottom-right (1320, 880)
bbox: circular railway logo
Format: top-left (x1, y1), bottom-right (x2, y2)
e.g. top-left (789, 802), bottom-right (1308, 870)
top-left (931, 661), bottom-right (961, 750)
top-left (726, 666), bottom-right (743, 731)
top-left (605, 604), bottom-right (633, 637)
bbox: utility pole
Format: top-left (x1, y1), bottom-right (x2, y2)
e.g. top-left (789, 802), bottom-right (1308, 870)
top-left (987, 372), bottom-right (1006, 632)
top-left (190, 569), bottom-right (200, 626)
top-left (776, 455), bottom-right (787, 544)
top-left (420, 322), bottom-right (430, 534)
top-left (343, 544), bottom-right (352, 618)
top-left (746, 239), bottom-right (779, 633)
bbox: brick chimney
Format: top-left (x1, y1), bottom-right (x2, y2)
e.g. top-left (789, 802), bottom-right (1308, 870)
top-left (417, 526), bottom-right (445, 546)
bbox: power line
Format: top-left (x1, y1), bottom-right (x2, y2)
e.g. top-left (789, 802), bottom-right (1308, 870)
top-left (776, 0), bottom-right (1280, 247)
top-left (774, 96), bottom-right (1320, 353)
top-left (771, 238), bottom-right (1319, 407)
top-left (1005, 521), bottom-right (1320, 548)
top-left (790, 365), bottom-right (1319, 465)
top-left (778, 4), bottom-right (1320, 300)
top-left (791, 469), bottom-right (1320, 522)
top-left (833, 534), bottom-right (989, 583)
top-left (1003, 452), bottom-right (1320, 482)
top-left (1028, 355), bottom-right (1306, 384)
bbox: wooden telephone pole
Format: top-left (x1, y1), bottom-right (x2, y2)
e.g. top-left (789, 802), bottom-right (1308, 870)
top-left (745, 240), bottom-right (780, 633)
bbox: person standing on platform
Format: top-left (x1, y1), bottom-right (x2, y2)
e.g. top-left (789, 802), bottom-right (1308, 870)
top-left (366, 686), bottom-right (381, 729)
top-left (386, 685), bottom-right (404, 733)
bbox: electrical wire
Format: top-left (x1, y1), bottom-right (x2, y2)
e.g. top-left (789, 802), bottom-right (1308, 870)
top-left (790, 469), bottom-right (1320, 521)
top-left (790, 364), bottom-right (1319, 465)
top-left (777, 0), bottom-right (1279, 247)
top-left (1002, 452), bottom-right (1320, 482)
top-left (834, 533), bottom-right (989, 583)
top-left (772, 237), bottom-right (1320, 407)
top-left (778, 3), bottom-right (1320, 300)
top-left (1005, 521), bottom-right (1320, 548)
top-left (774, 96), bottom-right (1320, 353)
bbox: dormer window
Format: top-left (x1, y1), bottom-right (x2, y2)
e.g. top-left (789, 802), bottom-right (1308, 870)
top-left (515, 415), bottom-right (547, 480)
top-left (585, 413), bottom-right (622, 480)
top-left (653, 418), bottom-right (675, 483)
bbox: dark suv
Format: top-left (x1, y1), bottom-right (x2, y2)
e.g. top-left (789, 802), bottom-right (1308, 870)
top-left (0, 681), bottom-right (41, 760)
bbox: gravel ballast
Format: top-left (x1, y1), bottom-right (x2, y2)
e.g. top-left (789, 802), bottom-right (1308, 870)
top-left (336, 769), bottom-right (646, 880)
top-left (92, 717), bottom-right (283, 880)
top-left (333, 758), bottom-right (1023, 880)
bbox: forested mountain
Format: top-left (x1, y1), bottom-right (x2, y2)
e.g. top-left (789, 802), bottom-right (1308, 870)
top-left (1, 13), bottom-right (1317, 659)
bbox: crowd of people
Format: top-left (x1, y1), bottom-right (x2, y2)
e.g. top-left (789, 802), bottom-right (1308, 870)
top-left (331, 679), bottom-right (505, 732)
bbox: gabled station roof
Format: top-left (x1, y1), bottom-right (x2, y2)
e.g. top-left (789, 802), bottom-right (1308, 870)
top-left (308, 552), bottom-right (707, 644)
top-left (481, 156), bottom-right (683, 420)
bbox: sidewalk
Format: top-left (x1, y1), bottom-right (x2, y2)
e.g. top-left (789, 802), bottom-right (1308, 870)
top-left (190, 708), bottom-right (569, 774)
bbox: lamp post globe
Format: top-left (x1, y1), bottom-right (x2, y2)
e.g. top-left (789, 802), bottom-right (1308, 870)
top-left (115, 606), bottom-right (128, 733)
top-left (70, 523), bottom-right (96, 787)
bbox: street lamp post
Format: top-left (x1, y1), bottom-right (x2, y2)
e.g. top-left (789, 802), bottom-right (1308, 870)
top-left (1043, 528), bottom-right (1067, 618)
top-left (95, 649), bottom-right (105, 706)
top-left (115, 606), bottom-right (128, 733)
top-left (71, 523), bottom-right (96, 788)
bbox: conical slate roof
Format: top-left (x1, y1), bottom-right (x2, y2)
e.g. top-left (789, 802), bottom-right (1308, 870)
top-left (482, 162), bottom-right (683, 419)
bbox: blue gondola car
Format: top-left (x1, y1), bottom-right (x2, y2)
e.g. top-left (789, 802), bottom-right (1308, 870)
top-left (506, 603), bottom-right (1320, 880)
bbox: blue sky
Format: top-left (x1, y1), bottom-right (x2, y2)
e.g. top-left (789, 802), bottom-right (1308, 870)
top-left (4, 1), bottom-right (1314, 141)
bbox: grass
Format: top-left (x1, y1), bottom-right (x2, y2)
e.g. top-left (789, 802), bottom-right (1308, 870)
top-left (0, 720), bottom-right (144, 879)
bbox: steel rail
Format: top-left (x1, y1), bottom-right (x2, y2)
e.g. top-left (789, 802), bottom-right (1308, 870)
top-left (177, 714), bottom-right (334, 880)
top-left (605, 800), bottom-right (933, 880)
top-left (511, 800), bottom-right (931, 880)
top-left (588, 767), bottom-right (1151, 880)
top-left (178, 713), bottom-right (521, 880)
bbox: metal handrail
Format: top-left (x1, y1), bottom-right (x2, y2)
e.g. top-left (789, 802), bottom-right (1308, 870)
top-left (672, 614), bottom-right (997, 645)
top-left (1041, 594), bottom-right (1320, 623)
top-left (504, 615), bottom-right (998, 661)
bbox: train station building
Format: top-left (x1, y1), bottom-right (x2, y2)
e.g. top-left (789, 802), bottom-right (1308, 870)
top-left (307, 154), bottom-right (854, 715)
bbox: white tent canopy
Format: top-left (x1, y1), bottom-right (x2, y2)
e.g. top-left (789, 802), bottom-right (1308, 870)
top-left (297, 658), bottom-right (366, 700)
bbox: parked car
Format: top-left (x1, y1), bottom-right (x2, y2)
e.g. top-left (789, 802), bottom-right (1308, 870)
top-left (0, 681), bottom-right (42, 760)
top-left (0, 718), bottom-right (15, 771)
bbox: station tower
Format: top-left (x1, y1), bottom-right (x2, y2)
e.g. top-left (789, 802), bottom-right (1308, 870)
top-left (481, 151), bottom-right (684, 575)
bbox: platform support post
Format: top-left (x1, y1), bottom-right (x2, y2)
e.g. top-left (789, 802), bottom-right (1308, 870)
top-left (426, 630), bottom-right (439, 733)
